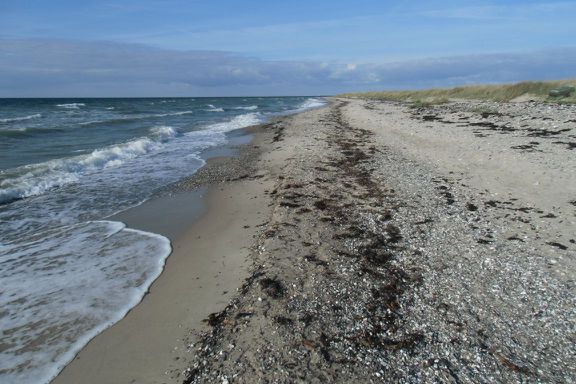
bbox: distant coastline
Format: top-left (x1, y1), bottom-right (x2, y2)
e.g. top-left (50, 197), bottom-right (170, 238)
top-left (341, 78), bottom-right (576, 104)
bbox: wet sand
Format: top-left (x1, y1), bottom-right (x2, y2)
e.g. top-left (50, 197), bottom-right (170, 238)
top-left (52, 126), bottom-right (280, 383)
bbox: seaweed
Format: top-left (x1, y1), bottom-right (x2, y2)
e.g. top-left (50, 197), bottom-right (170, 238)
top-left (546, 241), bottom-right (567, 250)
top-left (259, 277), bottom-right (285, 298)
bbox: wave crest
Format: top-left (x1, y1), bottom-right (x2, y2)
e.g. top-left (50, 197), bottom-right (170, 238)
top-left (297, 98), bottom-right (326, 110)
top-left (149, 125), bottom-right (178, 142)
top-left (56, 103), bottom-right (85, 109)
top-left (196, 112), bottom-right (262, 135)
top-left (0, 114), bottom-right (42, 124)
top-left (0, 126), bottom-right (178, 204)
top-left (205, 104), bottom-right (224, 112)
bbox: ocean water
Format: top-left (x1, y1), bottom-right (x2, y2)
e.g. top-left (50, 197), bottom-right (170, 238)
top-left (0, 97), bottom-right (325, 383)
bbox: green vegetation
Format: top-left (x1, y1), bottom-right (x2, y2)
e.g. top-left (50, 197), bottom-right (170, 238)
top-left (341, 79), bottom-right (576, 104)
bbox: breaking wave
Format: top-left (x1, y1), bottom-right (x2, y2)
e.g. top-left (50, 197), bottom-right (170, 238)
top-left (296, 98), bottom-right (326, 110)
top-left (205, 104), bottom-right (224, 112)
top-left (56, 103), bottom-right (85, 109)
top-left (0, 220), bottom-right (171, 384)
top-left (0, 126), bottom-right (178, 205)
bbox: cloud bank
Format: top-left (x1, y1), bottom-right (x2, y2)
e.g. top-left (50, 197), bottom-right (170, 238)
top-left (1, 38), bottom-right (575, 97)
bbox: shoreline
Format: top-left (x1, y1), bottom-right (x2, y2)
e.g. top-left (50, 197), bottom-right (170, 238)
top-left (53, 97), bottom-right (575, 383)
top-left (52, 118), bottom-right (289, 383)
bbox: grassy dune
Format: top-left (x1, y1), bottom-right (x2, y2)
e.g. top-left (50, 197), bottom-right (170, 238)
top-left (341, 79), bottom-right (576, 104)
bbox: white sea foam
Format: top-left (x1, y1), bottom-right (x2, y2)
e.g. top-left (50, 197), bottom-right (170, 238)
top-left (149, 125), bottom-right (178, 141)
top-left (79, 111), bottom-right (193, 126)
top-left (0, 220), bottom-right (171, 384)
top-left (79, 120), bottom-right (104, 126)
top-left (0, 126), bottom-right (28, 133)
top-left (194, 112), bottom-right (262, 136)
top-left (234, 105), bottom-right (258, 110)
top-left (205, 104), bottom-right (224, 112)
top-left (223, 112), bottom-right (262, 130)
top-left (0, 126), bottom-right (178, 204)
top-left (56, 103), bottom-right (85, 109)
top-left (0, 172), bottom-right (80, 205)
top-left (155, 110), bottom-right (194, 117)
top-left (296, 98), bottom-right (326, 110)
top-left (0, 113), bottom-right (42, 123)
top-left (76, 138), bottom-right (157, 170)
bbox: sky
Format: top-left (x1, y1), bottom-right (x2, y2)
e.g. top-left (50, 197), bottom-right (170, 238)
top-left (1, 0), bottom-right (575, 96)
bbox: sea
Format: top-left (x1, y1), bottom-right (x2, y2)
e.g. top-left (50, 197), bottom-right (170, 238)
top-left (0, 97), bottom-right (325, 383)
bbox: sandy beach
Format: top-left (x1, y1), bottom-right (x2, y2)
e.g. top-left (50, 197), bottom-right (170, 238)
top-left (5, 2), bottom-right (574, 383)
top-left (52, 125), bottom-right (280, 383)
top-left (54, 98), bottom-right (575, 383)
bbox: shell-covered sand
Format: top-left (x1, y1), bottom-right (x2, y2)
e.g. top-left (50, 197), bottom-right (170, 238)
top-left (181, 98), bottom-right (575, 383)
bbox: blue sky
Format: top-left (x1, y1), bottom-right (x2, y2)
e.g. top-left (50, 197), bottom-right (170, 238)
top-left (1, 0), bottom-right (575, 96)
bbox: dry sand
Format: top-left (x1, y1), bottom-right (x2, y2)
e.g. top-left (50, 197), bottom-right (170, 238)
top-left (53, 98), bottom-right (575, 383)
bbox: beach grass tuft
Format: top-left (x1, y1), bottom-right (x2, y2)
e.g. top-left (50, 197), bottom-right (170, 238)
top-left (341, 79), bottom-right (576, 104)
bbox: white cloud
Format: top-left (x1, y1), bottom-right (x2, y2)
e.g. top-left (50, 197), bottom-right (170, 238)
top-left (1, 38), bottom-right (575, 96)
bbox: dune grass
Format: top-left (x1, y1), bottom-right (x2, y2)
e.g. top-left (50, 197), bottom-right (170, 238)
top-left (341, 80), bottom-right (576, 104)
